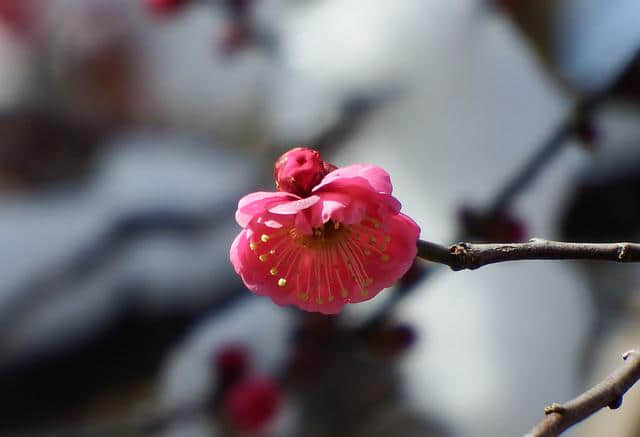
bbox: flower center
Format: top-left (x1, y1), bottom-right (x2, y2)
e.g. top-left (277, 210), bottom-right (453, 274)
top-left (290, 220), bottom-right (346, 249)
top-left (250, 216), bottom-right (394, 306)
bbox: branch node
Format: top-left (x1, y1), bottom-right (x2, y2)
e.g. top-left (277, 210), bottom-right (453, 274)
top-left (608, 396), bottom-right (624, 410)
top-left (450, 242), bottom-right (469, 253)
top-left (544, 403), bottom-right (566, 415)
top-left (623, 349), bottom-right (636, 361)
top-left (617, 243), bottom-right (630, 261)
top-left (449, 243), bottom-right (472, 271)
top-left (527, 348), bottom-right (640, 436)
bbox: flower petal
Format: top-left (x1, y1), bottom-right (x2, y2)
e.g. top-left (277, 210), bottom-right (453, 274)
top-left (235, 191), bottom-right (299, 227)
top-left (352, 213), bottom-right (420, 299)
top-left (313, 164), bottom-right (392, 194)
top-left (268, 195), bottom-right (320, 214)
top-left (230, 209), bottom-right (420, 314)
top-left (308, 192), bottom-right (366, 226)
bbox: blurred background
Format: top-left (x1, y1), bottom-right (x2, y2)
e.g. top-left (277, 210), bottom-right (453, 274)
top-left (2, 0), bottom-right (640, 436)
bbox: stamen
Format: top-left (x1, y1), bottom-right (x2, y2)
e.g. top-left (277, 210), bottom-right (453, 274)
top-left (365, 216), bottom-right (382, 228)
top-left (322, 248), bottom-right (333, 304)
top-left (283, 249), bottom-right (303, 284)
top-left (260, 218), bottom-right (390, 307)
top-left (337, 238), bottom-right (368, 291)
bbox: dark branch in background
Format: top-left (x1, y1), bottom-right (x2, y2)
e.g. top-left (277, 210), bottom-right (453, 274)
top-left (365, 48), bottom-right (640, 330)
top-left (416, 239), bottom-right (640, 270)
top-left (361, 97), bottom-right (593, 330)
top-left (525, 349), bottom-right (640, 437)
top-left (486, 94), bottom-right (604, 216)
top-left (0, 200), bottom-right (237, 351)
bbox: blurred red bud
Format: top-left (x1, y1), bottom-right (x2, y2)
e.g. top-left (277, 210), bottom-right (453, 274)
top-left (459, 207), bottom-right (527, 242)
top-left (144, 0), bottom-right (191, 15)
top-left (0, 0), bottom-right (35, 37)
top-left (366, 323), bottom-right (417, 357)
top-left (218, 21), bottom-right (251, 56)
top-left (215, 344), bottom-right (250, 390)
top-left (224, 376), bottom-right (282, 432)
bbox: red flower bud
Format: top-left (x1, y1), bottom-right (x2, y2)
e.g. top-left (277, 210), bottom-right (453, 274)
top-left (218, 22), bottom-right (251, 56)
top-left (273, 147), bottom-right (335, 197)
top-left (224, 376), bottom-right (282, 432)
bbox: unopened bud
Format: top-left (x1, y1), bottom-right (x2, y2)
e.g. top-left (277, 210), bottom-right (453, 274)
top-left (274, 147), bottom-right (335, 197)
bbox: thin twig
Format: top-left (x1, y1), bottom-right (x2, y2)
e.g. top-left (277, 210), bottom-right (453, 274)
top-left (416, 238), bottom-right (640, 271)
top-left (524, 349), bottom-right (640, 437)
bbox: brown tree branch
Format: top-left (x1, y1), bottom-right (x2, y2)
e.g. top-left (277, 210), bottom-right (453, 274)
top-left (416, 238), bottom-right (640, 271)
top-left (524, 349), bottom-right (640, 437)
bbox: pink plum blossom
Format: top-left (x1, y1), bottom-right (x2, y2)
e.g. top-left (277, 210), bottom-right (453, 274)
top-left (230, 147), bottom-right (420, 314)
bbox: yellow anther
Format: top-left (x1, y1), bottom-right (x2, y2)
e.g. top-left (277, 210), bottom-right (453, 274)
top-left (340, 289), bottom-right (348, 298)
top-left (250, 241), bottom-right (258, 251)
top-left (316, 297), bottom-right (323, 304)
top-left (269, 249), bottom-right (276, 255)
top-left (259, 254), bottom-right (269, 262)
top-left (381, 254), bottom-right (390, 262)
top-left (278, 278), bottom-right (287, 287)
top-left (261, 234), bottom-right (270, 243)
top-left (360, 289), bottom-right (369, 296)
top-left (270, 267), bottom-right (278, 275)
top-left (297, 292), bottom-right (309, 301)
